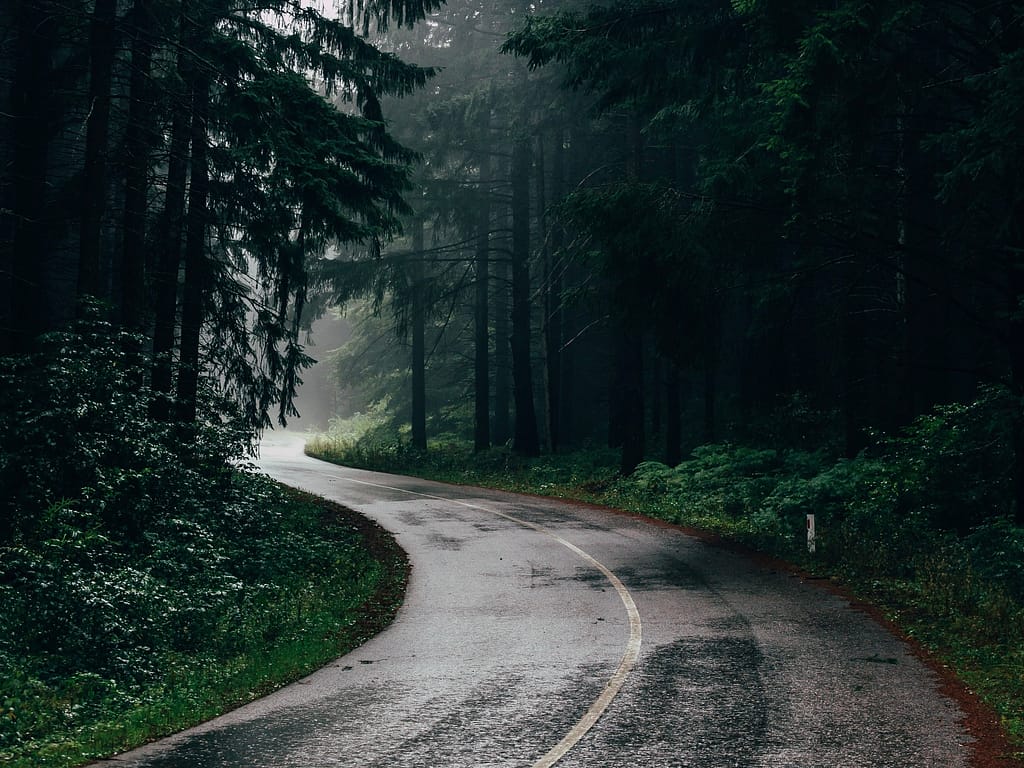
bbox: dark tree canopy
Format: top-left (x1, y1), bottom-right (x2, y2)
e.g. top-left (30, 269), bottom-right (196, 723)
top-left (0, 0), bottom-right (439, 432)
top-left (306, 0), bottom-right (1024, 525)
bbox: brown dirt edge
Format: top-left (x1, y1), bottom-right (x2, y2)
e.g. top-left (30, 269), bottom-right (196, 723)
top-left (86, 486), bottom-right (409, 767)
top-left (283, 485), bottom-right (410, 655)
top-left (560, 494), bottom-right (1022, 768)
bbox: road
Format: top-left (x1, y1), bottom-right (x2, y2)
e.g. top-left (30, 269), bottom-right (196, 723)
top-left (103, 432), bottom-right (971, 767)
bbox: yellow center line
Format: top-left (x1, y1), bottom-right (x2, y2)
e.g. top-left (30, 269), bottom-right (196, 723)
top-left (334, 474), bottom-right (643, 768)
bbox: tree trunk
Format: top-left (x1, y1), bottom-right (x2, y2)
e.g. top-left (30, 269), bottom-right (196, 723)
top-left (1011, 323), bottom-right (1024, 527)
top-left (473, 103), bottom-right (491, 452)
top-left (150, 6), bottom-right (192, 420)
top-left (120, 0), bottom-right (153, 336)
top-left (665, 361), bottom-right (681, 466)
top-left (7, 0), bottom-right (56, 353)
top-left (544, 127), bottom-right (565, 452)
top-left (410, 217), bottom-right (427, 450)
top-left (612, 325), bottom-right (644, 474)
top-left (1013, 419), bottom-right (1024, 528)
top-left (650, 350), bottom-right (662, 437)
top-left (175, 72), bottom-right (210, 423)
top-left (703, 358), bottom-right (716, 445)
top-left (701, 316), bottom-right (720, 445)
top-left (510, 133), bottom-right (539, 456)
top-left (535, 131), bottom-right (550, 451)
top-left (1007, 200), bottom-right (1024, 527)
top-left (842, 300), bottom-right (868, 458)
top-left (613, 110), bottom-right (646, 472)
top-left (493, 155), bottom-right (511, 446)
top-left (78, 0), bottom-right (118, 303)
top-left (998, 20), bottom-right (1024, 527)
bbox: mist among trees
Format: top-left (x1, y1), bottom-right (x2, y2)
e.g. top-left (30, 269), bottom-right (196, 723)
top-left (305, 1), bottom-right (1024, 524)
top-left (2, 0), bottom-right (1024, 761)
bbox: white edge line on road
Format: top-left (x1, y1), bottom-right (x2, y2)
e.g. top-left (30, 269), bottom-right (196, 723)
top-left (332, 474), bottom-right (643, 768)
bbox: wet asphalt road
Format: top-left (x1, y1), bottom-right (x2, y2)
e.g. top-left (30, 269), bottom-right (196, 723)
top-left (100, 432), bottom-right (971, 767)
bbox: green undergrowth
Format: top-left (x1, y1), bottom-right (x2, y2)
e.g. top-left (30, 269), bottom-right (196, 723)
top-left (307, 392), bottom-right (1024, 760)
top-left (0, 479), bottom-right (407, 768)
top-left (0, 319), bottom-right (408, 767)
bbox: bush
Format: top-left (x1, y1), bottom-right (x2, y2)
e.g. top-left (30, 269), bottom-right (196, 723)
top-left (0, 316), bottom-right (387, 765)
top-left (884, 386), bottom-right (1015, 532)
top-left (0, 311), bottom-right (253, 548)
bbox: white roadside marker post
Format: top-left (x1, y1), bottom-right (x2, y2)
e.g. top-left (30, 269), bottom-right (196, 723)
top-left (807, 513), bottom-right (816, 554)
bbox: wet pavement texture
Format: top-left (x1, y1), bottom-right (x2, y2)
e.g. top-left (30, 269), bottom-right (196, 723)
top-left (96, 433), bottom-right (970, 767)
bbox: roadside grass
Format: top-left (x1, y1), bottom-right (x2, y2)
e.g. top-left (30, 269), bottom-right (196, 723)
top-left (306, 429), bottom-right (1024, 762)
top-left (0, 481), bottom-right (408, 768)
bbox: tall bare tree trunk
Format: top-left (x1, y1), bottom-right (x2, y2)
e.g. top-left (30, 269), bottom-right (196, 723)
top-left (474, 101), bottom-right (491, 451)
top-left (544, 127), bottom-right (565, 452)
top-left (493, 155), bottom-right (511, 445)
top-left (612, 111), bottom-right (645, 473)
top-left (842, 295), bottom-right (868, 458)
top-left (1007, 197), bottom-right (1024, 527)
top-left (7, 0), bottom-right (56, 353)
top-left (150, 3), bottom-right (192, 420)
top-left (78, 0), bottom-right (118, 303)
top-left (410, 217), bottom-right (426, 450)
top-left (615, 329), bottom-right (644, 474)
top-left (510, 133), bottom-right (539, 456)
top-left (535, 130), bottom-right (550, 451)
top-left (665, 361), bottom-right (681, 466)
top-left (120, 0), bottom-right (153, 336)
top-left (175, 72), bottom-right (210, 423)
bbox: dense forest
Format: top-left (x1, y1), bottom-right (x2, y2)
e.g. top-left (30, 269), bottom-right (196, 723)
top-left (0, 0), bottom-right (425, 761)
top-left (3, 0), bottom-right (1023, 514)
top-left (2, 0), bottom-right (1024, 762)
top-left (315, 0), bottom-right (1024, 522)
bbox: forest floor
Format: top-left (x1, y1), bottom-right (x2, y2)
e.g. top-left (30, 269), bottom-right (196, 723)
top-left (1, 483), bottom-right (408, 768)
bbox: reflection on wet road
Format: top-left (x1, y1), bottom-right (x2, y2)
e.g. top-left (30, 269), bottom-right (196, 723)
top-left (98, 432), bottom-right (970, 767)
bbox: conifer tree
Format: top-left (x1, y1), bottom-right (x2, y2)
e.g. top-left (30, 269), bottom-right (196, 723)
top-left (509, 131), bottom-right (540, 456)
top-left (1, 0), bottom-right (439, 434)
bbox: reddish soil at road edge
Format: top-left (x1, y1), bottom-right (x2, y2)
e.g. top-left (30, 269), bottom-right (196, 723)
top-left (295, 462), bottom-right (1020, 768)
top-left (583, 500), bottom-right (1023, 768)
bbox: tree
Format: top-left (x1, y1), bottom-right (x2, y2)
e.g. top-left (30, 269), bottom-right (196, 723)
top-left (474, 100), bottom-right (492, 450)
top-left (119, 0), bottom-right (155, 336)
top-left (1, 0), bottom-right (440, 437)
top-left (757, 0), bottom-right (1024, 514)
top-left (356, 0), bottom-right (550, 450)
top-left (540, 127), bottom-right (565, 452)
top-left (149, 0), bottom-right (195, 420)
top-left (4, 0), bottom-right (69, 353)
top-left (509, 131), bottom-right (540, 456)
top-left (504, 0), bottom-right (749, 469)
top-left (410, 216), bottom-right (427, 449)
top-left (77, 0), bottom-right (118, 302)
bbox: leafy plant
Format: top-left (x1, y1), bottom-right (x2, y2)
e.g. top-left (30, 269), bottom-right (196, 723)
top-left (0, 319), bottom-right (400, 767)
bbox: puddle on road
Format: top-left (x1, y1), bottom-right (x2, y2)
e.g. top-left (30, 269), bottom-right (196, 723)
top-left (424, 532), bottom-right (466, 551)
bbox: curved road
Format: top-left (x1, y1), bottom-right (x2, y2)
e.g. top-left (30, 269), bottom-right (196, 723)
top-left (104, 432), bottom-right (970, 767)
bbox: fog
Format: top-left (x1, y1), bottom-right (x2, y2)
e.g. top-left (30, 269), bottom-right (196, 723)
top-left (287, 313), bottom-right (353, 432)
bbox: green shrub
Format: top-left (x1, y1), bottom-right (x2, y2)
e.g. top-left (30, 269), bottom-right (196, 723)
top-left (0, 316), bottom-right (390, 766)
top-left (965, 517), bottom-right (1024, 606)
top-left (884, 387), bottom-right (1015, 532)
